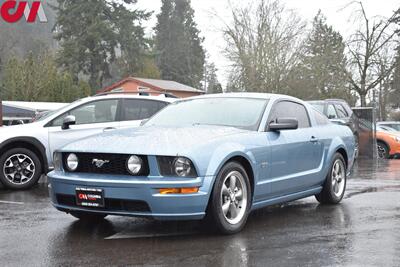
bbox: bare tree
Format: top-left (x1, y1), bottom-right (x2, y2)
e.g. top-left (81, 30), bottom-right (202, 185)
top-left (345, 1), bottom-right (398, 106)
top-left (223, 0), bottom-right (306, 93)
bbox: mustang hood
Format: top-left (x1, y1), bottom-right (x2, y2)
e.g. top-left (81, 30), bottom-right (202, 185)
top-left (60, 125), bottom-right (249, 156)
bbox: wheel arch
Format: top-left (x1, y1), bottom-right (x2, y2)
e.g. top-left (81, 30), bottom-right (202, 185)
top-left (0, 137), bottom-right (48, 174)
top-left (336, 147), bottom-right (348, 168)
top-left (209, 152), bottom-right (256, 198)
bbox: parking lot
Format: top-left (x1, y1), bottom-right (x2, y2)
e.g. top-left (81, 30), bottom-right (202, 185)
top-left (0, 159), bottom-right (398, 266)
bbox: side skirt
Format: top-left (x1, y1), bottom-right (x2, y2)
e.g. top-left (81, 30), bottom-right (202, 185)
top-left (251, 186), bottom-right (322, 211)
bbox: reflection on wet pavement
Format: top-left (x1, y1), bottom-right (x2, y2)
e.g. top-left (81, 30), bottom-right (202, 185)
top-left (0, 159), bottom-right (399, 266)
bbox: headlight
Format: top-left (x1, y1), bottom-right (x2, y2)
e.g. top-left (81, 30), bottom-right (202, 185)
top-left (157, 156), bottom-right (197, 177)
top-left (66, 153), bottom-right (78, 171)
top-left (53, 152), bottom-right (62, 171)
top-left (174, 157), bottom-right (192, 177)
top-left (126, 155), bottom-right (143, 175)
top-left (394, 136), bottom-right (400, 142)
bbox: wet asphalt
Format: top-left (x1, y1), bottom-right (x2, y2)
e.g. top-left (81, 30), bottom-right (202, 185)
top-left (0, 159), bottom-right (399, 267)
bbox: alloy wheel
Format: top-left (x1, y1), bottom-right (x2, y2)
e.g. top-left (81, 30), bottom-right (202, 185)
top-left (3, 154), bottom-right (36, 185)
top-left (377, 144), bottom-right (387, 159)
top-left (331, 159), bottom-right (345, 198)
top-left (220, 170), bottom-right (248, 225)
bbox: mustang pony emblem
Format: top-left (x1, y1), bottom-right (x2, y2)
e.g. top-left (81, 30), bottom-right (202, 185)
top-left (92, 159), bottom-right (110, 168)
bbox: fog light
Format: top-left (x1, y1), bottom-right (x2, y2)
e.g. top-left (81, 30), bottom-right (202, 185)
top-left (159, 187), bottom-right (199, 194)
top-left (66, 153), bottom-right (78, 171)
top-left (127, 155), bottom-right (142, 175)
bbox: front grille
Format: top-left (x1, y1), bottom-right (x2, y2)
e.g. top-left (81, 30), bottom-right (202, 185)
top-left (62, 153), bottom-right (149, 176)
top-left (56, 194), bottom-right (151, 212)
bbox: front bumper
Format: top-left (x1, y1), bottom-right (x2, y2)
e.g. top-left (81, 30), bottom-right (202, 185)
top-left (48, 171), bottom-right (214, 220)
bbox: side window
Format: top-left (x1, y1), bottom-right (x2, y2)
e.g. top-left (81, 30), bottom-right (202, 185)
top-left (269, 101), bottom-right (310, 128)
top-left (50, 100), bottom-right (119, 126)
top-left (314, 110), bottom-right (330, 125)
top-left (335, 104), bottom-right (348, 118)
top-left (122, 100), bottom-right (167, 121)
top-left (326, 104), bottom-right (338, 119)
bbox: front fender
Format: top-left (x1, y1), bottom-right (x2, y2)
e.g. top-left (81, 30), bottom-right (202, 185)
top-left (204, 142), bottom-right (258, 182)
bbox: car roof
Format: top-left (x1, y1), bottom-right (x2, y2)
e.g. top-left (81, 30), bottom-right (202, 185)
top-left (183, 92), bottom-right (303, 102)
top-left (79, 94), bottom-right (177, 103)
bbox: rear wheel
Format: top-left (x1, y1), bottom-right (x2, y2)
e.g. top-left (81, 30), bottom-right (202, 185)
top-left (377, 141), bottom-right (389, 159)
top-left (316, 153), bottom-right (347, 204)
top-left (0, 148), bottom-right (42, 190)
top-left (207, 161), bottom-right (251, 234)
top-left (69, 211), bottom-right (107, 222)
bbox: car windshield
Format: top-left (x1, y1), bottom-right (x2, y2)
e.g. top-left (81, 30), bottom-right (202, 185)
top-left (145, 97), bottom-right (268, 131)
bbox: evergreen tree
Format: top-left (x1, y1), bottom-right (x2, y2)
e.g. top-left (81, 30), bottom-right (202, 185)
top-left (155, 0), bottom-right (205, 88)
top-left (289, 11), bottom-right (348, 100)
top-left (205, 62), bottom-right (222, 94)
top-left (53, 0), bottom-right (150, 91)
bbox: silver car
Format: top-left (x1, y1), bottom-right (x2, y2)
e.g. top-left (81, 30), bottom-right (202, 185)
top-left (0, 93), bottom-right (176, 190)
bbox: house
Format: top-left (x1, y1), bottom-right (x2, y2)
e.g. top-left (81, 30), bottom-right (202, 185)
top-left (99, 77), bottom-right (205, 98)
top-left (0, 101), bottom-right (68, 126)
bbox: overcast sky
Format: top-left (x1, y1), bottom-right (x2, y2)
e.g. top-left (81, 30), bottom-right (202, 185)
top-left (136, 0), bottom-right (400, 87)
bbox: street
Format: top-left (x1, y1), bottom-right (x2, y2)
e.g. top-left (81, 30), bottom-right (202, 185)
top-left (0, 159), bottom-right (399, 266)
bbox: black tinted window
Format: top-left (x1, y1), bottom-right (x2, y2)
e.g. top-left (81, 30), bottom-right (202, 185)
top-left (122, 100), bottom-right (167, 121)
top-left (270, 101), bottom-right (310, 128)
top-left (335, 104), bottom-right (348, 118)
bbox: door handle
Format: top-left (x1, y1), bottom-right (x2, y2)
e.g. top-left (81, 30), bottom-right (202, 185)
top-left (310, 136), bottom-right (318, 143)
top-left (103, 127), bottom-right (116, 132)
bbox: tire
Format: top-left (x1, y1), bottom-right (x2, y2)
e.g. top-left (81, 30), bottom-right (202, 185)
top-left (377, 141), bottom-right (390, 159)
top-left (316, 153), bottom-right (347, 204)
top-left (0, 148), bottom-right (42, 190)
top-left (69, 211), bottom-right (107, 222)
top-left (207, 161), bottom-right (252, 234)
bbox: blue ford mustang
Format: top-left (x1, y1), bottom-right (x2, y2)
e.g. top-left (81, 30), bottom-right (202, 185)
top-left (48, 93), bottom-right (355, 234)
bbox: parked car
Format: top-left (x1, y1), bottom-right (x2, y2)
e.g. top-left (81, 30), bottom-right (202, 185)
top-left (48, 93), bottom-right (356, 234)
top-left (377, 121), bottom-right (400, 131)
top-left (376, 125), bottom-right (400, 159)
top-left (308, 99), bottom-right (359, 157)
top-left (0, 93), bottom-right (176, 190)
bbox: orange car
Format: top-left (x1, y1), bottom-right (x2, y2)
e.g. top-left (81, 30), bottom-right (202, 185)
top-left (376, 126), bottom-right (400, 159)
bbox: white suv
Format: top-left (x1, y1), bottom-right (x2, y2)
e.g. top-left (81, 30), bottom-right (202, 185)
top-left (0, 93), bottom-right (176, 190)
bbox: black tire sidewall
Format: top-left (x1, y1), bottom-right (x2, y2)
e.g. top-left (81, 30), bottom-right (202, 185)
top-left (0, 148), bottom-right (42, 190)
top-left (209, 161), bottom-right (252, 234)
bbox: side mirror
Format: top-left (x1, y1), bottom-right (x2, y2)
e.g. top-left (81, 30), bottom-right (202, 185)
top-left (62, 115), bottom-right (76, 130)
top-left (269, 118), bottom-right (298, 131)
top-left (140, 119), bottom-right (149, 126)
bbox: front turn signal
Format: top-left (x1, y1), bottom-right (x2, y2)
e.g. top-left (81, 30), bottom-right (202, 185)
top-left (159, 187), bottom-right (199, 194)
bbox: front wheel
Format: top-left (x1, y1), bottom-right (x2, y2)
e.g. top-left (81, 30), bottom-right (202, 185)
top-left (0, 148), bottom-right (42, 190)
top-left (207, 161), bottom-right (252, 234)
top-left (316, 153), bottom-right (347, 204)
top-left (377, 141), bottom-right (389, 159)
